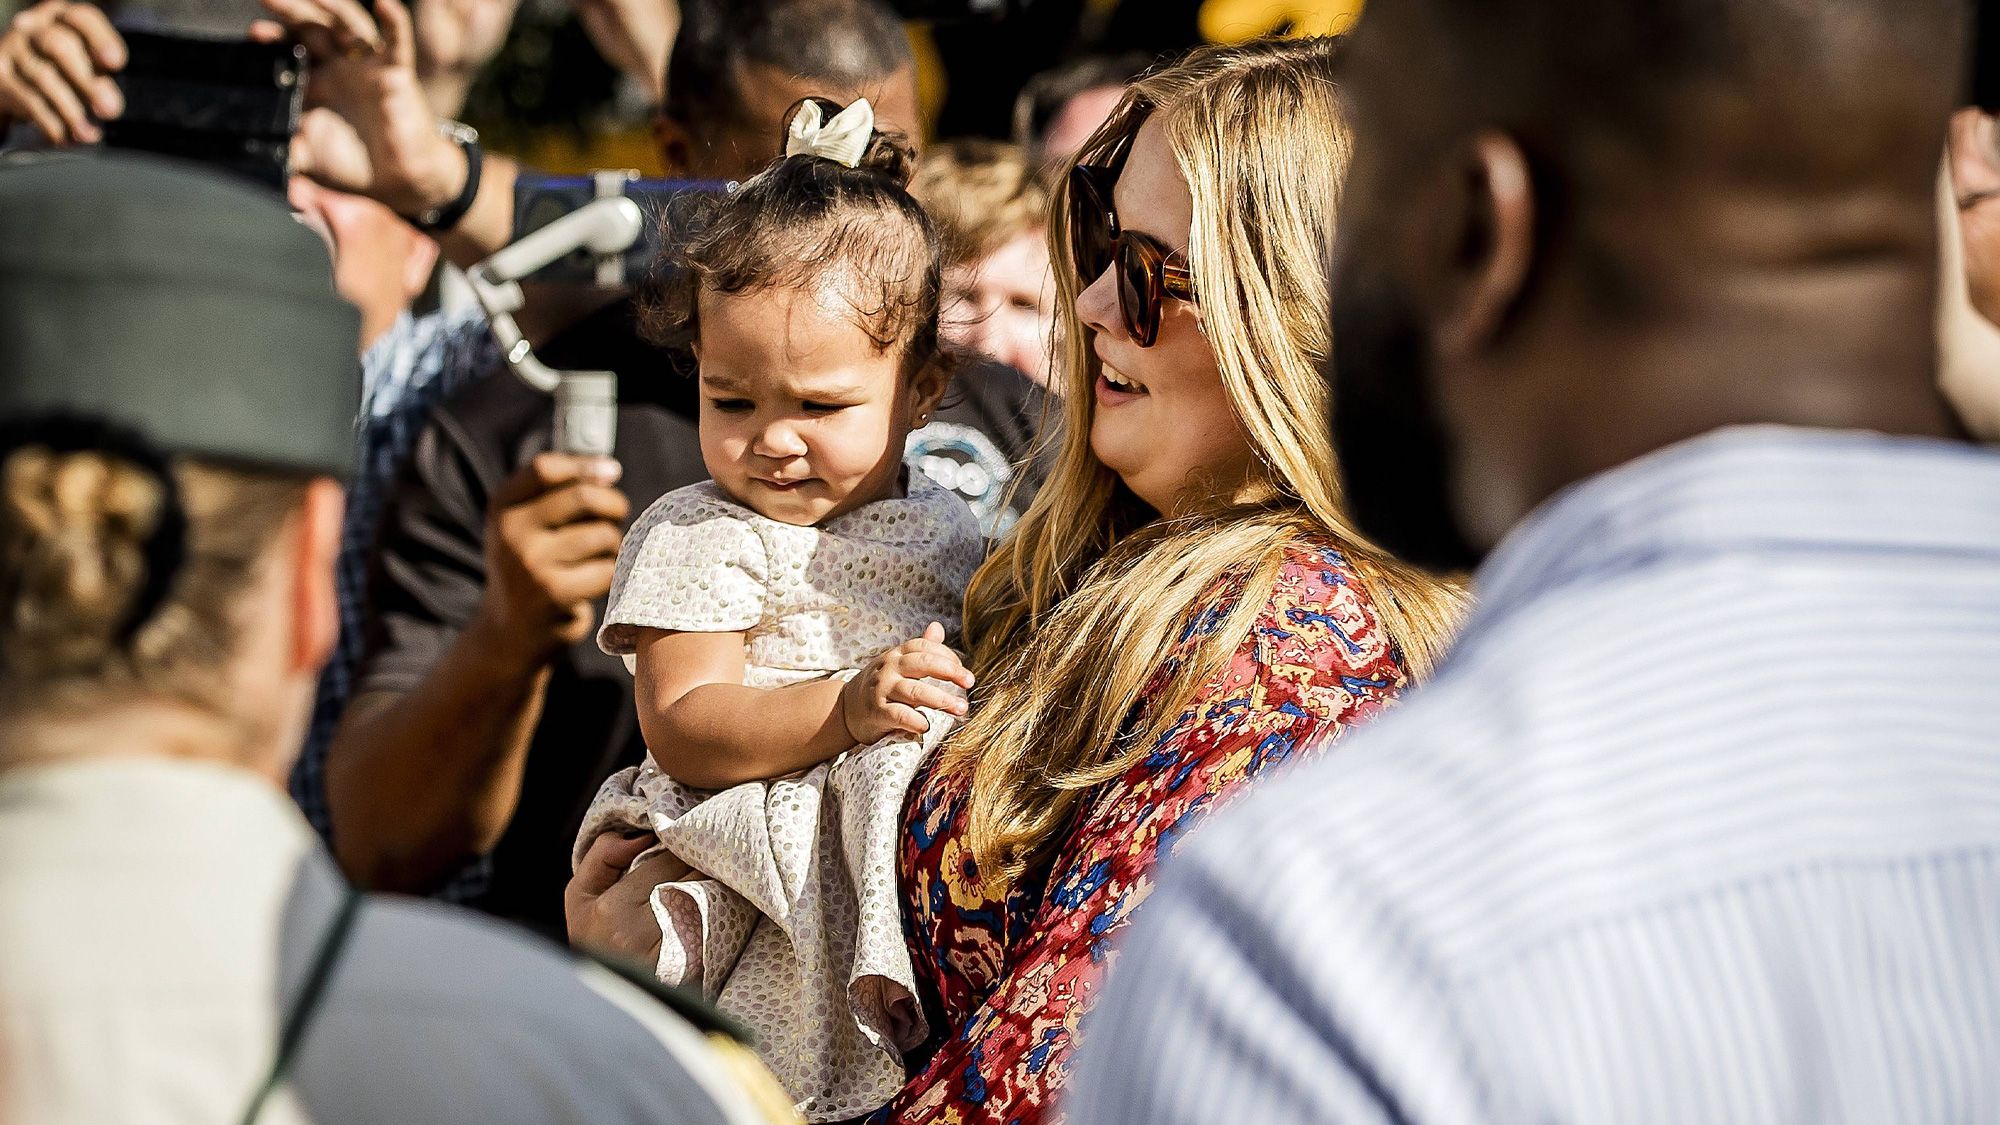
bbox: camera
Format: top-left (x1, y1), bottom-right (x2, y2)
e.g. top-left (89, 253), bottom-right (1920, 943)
top-left (102, 30), bottom-right (306, 192)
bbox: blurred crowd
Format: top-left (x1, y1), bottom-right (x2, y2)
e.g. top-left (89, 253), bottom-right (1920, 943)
top-left (1, 0), bottom-right (1999, 1123)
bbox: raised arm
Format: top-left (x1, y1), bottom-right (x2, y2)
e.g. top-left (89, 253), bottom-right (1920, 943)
top-left (411, 0), bottom-right (523, 118)
top-left (327, 450), bottom-right (628, 892)
top-left (256, 0), bottom-right (520, 270)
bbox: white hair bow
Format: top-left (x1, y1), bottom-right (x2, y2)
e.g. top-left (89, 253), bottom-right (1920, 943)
top-left (784, 98), bottom-right (876, 168)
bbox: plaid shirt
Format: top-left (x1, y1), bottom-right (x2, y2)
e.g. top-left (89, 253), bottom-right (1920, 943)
top-left (291, 307), bottom-right (499, 900)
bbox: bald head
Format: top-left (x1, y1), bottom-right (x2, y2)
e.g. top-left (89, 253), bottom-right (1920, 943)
top-left (666, 0), bottom-right (913, 134)
top-left (1365, 0), bottom-right (1966, 208)
top-left (658, 0), bottom-right (918, 179)
top-left (1328, 0), bottom-right (1974, 571)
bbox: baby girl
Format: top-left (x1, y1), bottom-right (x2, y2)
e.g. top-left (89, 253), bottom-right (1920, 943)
top-left (574, 98), bottom-right (984, 1121)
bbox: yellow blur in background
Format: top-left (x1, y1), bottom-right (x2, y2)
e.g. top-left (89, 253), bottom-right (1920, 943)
top-left (1199, 0), bottom-right (1365, 41)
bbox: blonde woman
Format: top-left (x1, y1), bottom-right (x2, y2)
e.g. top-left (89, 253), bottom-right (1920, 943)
top-left (875, 36), bottom-right (1463, 1124)
top-left (569, 33), bottom-right (1462, 1122)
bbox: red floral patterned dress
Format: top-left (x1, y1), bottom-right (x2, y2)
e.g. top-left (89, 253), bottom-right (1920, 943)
top-left (872, 544), bottom-right (1409, 1124)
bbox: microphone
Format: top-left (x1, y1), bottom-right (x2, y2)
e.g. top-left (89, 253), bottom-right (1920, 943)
top-left (466, 196), bottom-right (647, 457)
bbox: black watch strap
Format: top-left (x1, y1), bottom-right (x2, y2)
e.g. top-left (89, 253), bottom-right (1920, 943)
top-left (413, 134), bottom-right (482, 234)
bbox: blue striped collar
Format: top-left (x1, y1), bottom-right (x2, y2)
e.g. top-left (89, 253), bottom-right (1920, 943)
top-left (1455, 425), bottom-right (2000, 652)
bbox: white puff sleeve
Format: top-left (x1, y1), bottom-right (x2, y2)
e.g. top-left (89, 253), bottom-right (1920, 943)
top-left (598, 484), bottom-right (772, 656)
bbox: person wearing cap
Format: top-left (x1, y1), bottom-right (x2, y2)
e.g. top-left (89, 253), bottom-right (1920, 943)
top-left (0, 150), bottom-right (795, 1125)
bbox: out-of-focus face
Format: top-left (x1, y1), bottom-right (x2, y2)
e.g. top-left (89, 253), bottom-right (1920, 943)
top-left (1942, 108), bottom-right (2000, 441)
top-left (695, 282), bottom-right (935, 526)
top-left (288, 177), bottom-right (437, 353)
top-left (943, 229), bottom-right (1056, 386)
top-left (1325, 5), bottom-right (1484, 572)
top-left (1074, 118), bottom-right (1252, 517)
top-left (666, 63), bottom-right (923, 181)
top-left (1041, 84), bottom-right (1126, 167)
top-left (1950, 109), bottom-right (2000, 327)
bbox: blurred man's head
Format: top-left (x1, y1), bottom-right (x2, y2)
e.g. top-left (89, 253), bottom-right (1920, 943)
top-left (1949, 109), bottom-right (2000, 326)
top-left (909, 138), bottom-right (1055, 386)
top-left (1012, 52), bottom-right (1151, 168)
top-left (1329, 0), bottom-right (1972, 570)
top-left (656, 0), bottom-right (919, 180)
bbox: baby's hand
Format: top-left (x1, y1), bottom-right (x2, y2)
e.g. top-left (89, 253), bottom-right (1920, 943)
top-left (840, 622), bottom-right (975, 745)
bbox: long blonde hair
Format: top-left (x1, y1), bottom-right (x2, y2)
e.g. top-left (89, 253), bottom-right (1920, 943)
top-left (936, 36), bottom-right (1467, 888)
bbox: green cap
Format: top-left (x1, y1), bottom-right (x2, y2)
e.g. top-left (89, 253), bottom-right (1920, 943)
top-left (0, 150), bottom-right (361, 479)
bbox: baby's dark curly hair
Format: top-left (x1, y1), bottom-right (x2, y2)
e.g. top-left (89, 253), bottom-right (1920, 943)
top-left (645, 98), bottom-right (950, 381)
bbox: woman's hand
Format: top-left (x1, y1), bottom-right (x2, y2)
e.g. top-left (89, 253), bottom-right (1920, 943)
top-left (565, 831), bottom-right (690, 963)
top-left (840, 622), bottom-right (975, 745)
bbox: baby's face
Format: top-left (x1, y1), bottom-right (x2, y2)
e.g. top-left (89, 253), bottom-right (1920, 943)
top-left (695, 284), bottom-right (927, 526)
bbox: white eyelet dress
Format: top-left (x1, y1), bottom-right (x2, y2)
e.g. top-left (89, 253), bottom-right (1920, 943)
top-left (576, 471), bottom-right (983, 1122)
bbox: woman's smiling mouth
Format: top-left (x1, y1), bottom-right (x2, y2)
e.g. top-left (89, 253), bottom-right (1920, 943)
top-left (1096, 364), bottom-right (1151, 407)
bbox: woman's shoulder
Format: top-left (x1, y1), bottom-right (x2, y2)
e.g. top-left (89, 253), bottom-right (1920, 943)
top-left (1186, 539), bottom-right (1370, 617)
top-left (1250, 538), bottom-right (1405, 680)
top-left (1267, 539), bottom-right (1370, 607)
top-left (1147, 537), bottom-right (1402, 702)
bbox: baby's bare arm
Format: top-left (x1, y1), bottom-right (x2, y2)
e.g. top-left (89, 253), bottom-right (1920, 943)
top-left (633, 628), bottom-right (856, 788)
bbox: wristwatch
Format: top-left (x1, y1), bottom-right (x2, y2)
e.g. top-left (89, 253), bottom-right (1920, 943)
top-left (413, 120), bottom-right (483, 234)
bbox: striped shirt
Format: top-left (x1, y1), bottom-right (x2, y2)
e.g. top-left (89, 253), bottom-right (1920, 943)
top-left (1068, 426), bottom-right (2000, 1124)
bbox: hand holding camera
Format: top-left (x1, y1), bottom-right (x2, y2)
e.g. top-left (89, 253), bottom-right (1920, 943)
top-left (251, 0), bottom-right (469, 218)
top-left (478, 453), bottom-right (631, 663)
top-left (0, 0), bottom-right (467, 221)
top-left (1, 6), bottom-right (307, 189)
